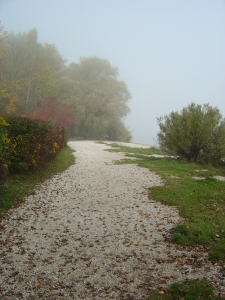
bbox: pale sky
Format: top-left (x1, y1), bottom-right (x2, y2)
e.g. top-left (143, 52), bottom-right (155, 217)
top-left (1, 0), bottom-right (225, 146)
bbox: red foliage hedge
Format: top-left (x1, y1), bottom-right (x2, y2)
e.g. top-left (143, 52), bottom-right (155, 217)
top-left (6, 117), bottom-right (67, 173)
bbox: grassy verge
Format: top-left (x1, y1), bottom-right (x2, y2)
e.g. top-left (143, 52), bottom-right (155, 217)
top-left (105, 143), bottom-right (225, 299)
top-left (147, 279), bottom-right (224, 300)
top-left (105, 142), bottom-right (166, 155)
top-left (0, 145), bottom-right (75, 217)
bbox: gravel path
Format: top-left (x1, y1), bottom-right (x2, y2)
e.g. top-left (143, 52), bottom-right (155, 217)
top-left (0, 141), bottom-right (224, 299)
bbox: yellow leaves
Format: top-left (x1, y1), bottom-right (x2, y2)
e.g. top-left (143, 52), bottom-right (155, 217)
top-left (33, 143), bottom-right (41, 154)
top-left (5, 97), bottom-right (19, 114)
top-left (0, 116), bottom-right (9, 127)
top-left (50, 142), bottom-right (59, 154)
top-left (53, 142), bottom-right (59, 149)
top-left (0, 117), bottom-right (10, 153)
top-left (2, 137), bottom-right (10, 144)
top-left (1, 89), bottom-right (10, 95)
top-left (1, 78), bottom-right (24, 114)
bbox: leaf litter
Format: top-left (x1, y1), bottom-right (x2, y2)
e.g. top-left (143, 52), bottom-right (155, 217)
top-left (0, 141), bottom-right (224, 299)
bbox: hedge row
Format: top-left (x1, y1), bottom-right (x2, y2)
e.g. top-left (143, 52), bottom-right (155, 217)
top-left (0, 117), bottom-right (67, 186)
top-left (0, 117), bottom-right (10, 187)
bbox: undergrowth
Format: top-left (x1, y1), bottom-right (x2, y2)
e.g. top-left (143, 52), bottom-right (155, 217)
top-left (0, 145), bottom-right (75, 217)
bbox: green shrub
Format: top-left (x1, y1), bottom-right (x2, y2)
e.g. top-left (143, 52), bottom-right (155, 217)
top-left (157, 103), bottom-right (225, 165)
top-left (7, 117), bottom-right (67, 173)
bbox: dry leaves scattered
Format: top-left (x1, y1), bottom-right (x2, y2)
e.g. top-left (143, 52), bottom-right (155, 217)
top-left (0, 141), bottom-right (224, 299)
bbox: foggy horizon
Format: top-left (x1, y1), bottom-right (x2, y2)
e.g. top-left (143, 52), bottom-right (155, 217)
top-left (1, 0), bottom-right (225, 146)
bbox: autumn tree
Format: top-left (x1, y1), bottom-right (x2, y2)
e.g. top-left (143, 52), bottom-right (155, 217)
top-left (0, 28), bottom-right (66, 116)
top-left (0, 25), bottom-right (24, 114)
top-left (0, 25), bottom-right (131, 142)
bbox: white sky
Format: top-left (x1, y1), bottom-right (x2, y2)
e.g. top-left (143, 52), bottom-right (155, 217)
top-left (1, 0), bottom-right (225, 146)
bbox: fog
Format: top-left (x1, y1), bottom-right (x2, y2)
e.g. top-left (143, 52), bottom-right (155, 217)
top-left (1, 0), bottom-right (225, 146)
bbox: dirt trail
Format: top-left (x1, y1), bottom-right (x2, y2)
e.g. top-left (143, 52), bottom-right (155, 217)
top-left (0, 141), bottom-right (224, 299)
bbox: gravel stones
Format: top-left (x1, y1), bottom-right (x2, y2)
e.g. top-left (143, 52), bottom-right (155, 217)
top-left (0, 141), bottom-right (224, 299)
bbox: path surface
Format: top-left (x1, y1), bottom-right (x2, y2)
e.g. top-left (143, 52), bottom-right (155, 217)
top-left (0, 141), bottom-right (224, 299)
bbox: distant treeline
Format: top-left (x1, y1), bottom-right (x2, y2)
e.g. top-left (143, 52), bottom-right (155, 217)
top-left (0, 24), bottom-right (132, 141)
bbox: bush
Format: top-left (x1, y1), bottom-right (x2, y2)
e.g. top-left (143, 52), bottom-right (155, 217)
top-left (0, 116), bottom-right (11, 186)
top-left (157, 103), bottom-right (225, 165)
top-left (7, 117), bottom-right (67, 173)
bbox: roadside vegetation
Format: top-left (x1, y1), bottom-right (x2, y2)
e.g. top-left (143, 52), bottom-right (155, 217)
top-left (0, 145), bottom-right (75, 217)
top-left (105, 142), bottom-right (166, 156)
top-left (1, 24), bottom-right (224, 297)
top-left (105, 142), bottom-right (225, 299)
top-left (147, 279), bottom-right (224, 300)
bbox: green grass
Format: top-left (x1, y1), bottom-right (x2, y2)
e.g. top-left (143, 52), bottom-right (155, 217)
top-left (106, 142), bottom-right (166, 155)
top-left (147, 279), bottom-right (223, 300)
top-left (105, 143), bottom-right (225, 261)
top-left (0, 145), bottom-right (75, 217)
top-left (104, 143), bottom-right (225, 298)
